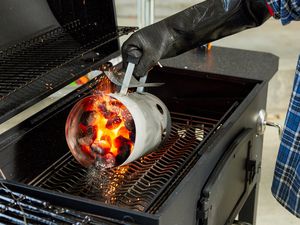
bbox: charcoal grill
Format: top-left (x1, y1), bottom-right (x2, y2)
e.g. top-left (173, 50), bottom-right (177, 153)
top-left (0, 1), bottom-right (278, 225)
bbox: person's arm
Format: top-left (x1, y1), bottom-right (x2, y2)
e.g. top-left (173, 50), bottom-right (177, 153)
top-left (122, 0), bottom-right (271, 77)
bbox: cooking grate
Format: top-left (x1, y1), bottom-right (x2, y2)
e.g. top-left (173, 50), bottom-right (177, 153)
top-left (0, 183), bottom-right (121, 225)
top-left (30, 112), bottom-right (219, 213)
top-left (0, 20), bottom-right (134, 99)
top-left (0, 20), bottom-right (136, 123)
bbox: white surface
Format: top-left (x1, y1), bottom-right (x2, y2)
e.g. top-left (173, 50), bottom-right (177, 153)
top-left (121, 62), bottom-right (135, 95)
top-left (111, 92), bottom-right (170, 165)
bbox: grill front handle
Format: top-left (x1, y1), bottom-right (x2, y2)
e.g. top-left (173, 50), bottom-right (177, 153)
top-left (256, 109), bottom-right (282, 139)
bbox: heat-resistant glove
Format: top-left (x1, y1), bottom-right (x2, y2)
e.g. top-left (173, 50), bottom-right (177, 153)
top-left (122, 0), bottom-right (270, 77)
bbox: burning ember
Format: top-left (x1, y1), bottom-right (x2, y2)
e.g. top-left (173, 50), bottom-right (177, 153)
top-left (66, 77), bottom-right (135, 168)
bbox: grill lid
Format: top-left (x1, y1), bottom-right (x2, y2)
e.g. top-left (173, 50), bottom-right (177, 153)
top-left (0, 0), bottom-right (135, 124)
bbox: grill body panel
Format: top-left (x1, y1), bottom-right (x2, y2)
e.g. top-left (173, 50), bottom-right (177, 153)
top-left (158, 83), bottom-right (268, 225)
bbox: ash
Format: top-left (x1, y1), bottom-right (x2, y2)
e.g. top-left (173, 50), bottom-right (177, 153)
top-left (86, 160), bottom-right (111, 187)
top-left (85, 159), bottom-right (128, 203)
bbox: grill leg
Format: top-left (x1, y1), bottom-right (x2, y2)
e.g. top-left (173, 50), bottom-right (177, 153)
top-left (238, 184), bottom-right (259, 225)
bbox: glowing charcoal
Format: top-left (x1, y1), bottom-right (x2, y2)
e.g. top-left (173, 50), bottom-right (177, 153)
top-left (122, 109), bottom-right (134, 131)
top-left (101, 135), bottom-right (112, 146)
top-left (80, 110), bottom-right (97, 126)
top-left (118, 144), bottom-right (131, 157)
top-left (105, 153), bottom-right (116, 168)
top-left (86, 125), bottom-right (97, 139)
top-left (114, 136), bottom-right (131, 148)
top-left (66, 90), bottom-right (171, 169)
top-left (125, 119), bottom-right (135, 131)
top-left (91, 140), bottom-right (109, 156)
top-left (81, 145), bottom-right (92, 155)
top-left (117, 144), bottom-right (131, 161)
top-left (78, 135), bottom-right (94, 146)
top-left (106, 116), bottom-right (122, 130)
top-left (65, 93), bottom-right (136, 168)
top-left (118, 127), bottom-right (130, 140)
top-left (98, 104), bottom-right (117, 119)
top-left (129, 131), bottom-right (136, 143)
top-left (110, 99), bottom-right (123, 107)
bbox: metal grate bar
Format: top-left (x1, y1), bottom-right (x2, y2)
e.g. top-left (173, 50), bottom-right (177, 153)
top-left (0, 183), bottom-right (118, 225)
top-left (0, 24), bottom-right (136, 123)
top-left (0, 20), bottom-right (136, 100)
top-left (31, 112), bottom-right (218, 213)
top-left (0, 20), bottom-right (83, 57)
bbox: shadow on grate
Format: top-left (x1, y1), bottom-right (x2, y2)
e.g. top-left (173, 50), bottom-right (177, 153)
top-left (30, 112), bottom-right (218, 213)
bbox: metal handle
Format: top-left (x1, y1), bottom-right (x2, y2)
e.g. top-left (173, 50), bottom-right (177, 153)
top-left (137, 75), bottom-right (147, 93)
top-left (120, 48), bottom-right (143, 95)
top-left (120, 62), bottom-right (135, 95)
top-left (265, 121), bottom-right (283, 138)
top-left (256, 110), bottom-right (282, 139)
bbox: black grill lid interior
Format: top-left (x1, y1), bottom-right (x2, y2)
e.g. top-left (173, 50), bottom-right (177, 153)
top-left (0, 0), bottom-right (134, 124)
top-left (0, 0), bottom-right (119, 48)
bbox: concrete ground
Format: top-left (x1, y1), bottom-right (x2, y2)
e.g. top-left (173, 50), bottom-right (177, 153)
top-left (115, 1), bottom-right (300, 224)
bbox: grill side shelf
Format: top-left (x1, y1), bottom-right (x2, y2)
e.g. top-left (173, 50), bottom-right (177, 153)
top-left (0, 21), bottom-right (136, 124)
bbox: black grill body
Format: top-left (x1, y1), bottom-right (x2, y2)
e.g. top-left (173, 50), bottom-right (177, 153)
top-left (0, 1), bottom-right (279, 225)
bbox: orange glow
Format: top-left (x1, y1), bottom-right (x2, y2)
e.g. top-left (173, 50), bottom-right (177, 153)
top-left (90, 93), bottom-right (132, 156)
top-left (75, 75), bottom-right (89, 85)
top-left (77, 77), bottom-right (135, 167)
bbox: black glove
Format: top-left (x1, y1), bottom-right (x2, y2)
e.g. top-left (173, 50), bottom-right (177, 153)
top-left (122, 0), bottom-right (270, 77)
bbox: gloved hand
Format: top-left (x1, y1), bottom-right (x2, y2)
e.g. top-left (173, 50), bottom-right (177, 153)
top-left (122, 0), bottom-right (270, 77)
